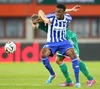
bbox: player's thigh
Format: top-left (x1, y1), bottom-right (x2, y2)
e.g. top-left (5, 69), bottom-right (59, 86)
top-left (58, 40), bottom-right (73, 55)
top-left (42, 43), bottom-right (58, 57)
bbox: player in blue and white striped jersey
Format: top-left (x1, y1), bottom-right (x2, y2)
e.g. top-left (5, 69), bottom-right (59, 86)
top-left (38, 4), bottom-right (81, 88)
top-left (46, 13), bottom-right (72, 43)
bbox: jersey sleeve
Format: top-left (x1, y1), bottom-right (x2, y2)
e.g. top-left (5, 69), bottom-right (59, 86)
top-left (46, 12), bottom-right (55, 19)
top-left (65, 14), bottom-right (72, 23)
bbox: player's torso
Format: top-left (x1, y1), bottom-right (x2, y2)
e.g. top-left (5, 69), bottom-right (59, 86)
top-left (47, 15), bottom-right (69, 43)
top-left (38, 22), bottom-right (48, 33)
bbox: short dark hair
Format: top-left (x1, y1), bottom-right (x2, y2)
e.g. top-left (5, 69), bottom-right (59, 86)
top-left (56, 4), bottom-right (66, 11)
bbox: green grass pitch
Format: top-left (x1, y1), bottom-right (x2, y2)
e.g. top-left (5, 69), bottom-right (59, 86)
top-left (0, 61), bottom-right (100, 89)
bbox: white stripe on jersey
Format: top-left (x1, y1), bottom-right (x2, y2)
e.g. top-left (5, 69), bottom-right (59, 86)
top-left (46, 13), bottom-right (72, 43)
top-left (55, 30), bottom-right (59, 42)
top-left (47, 17), bottom-right (54, 42)
top-left (63, 30), bottom-right (67, 40)
top-left (52, 22), bottom-right (54, 42)
top-left (47, 26), bottom-right (51, 42)
top-left (60, 30), bottom-right (63, 41)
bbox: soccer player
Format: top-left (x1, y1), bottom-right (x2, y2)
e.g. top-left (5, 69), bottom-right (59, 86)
top-left (31, 14), bottom-right (96, 87)
top-left (32, 4), bottom-right (81, 88)
top-left (55, 32), bottom-right (96, 87)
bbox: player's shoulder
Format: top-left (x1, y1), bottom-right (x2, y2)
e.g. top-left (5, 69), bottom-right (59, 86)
top-left (65, 13), bottom-right (72, 20)
top-left (46, 12), bottom-right (56, 18)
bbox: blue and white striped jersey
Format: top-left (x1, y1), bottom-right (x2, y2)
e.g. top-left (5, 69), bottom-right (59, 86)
top-left (46, 12), bottom-right (72, 43)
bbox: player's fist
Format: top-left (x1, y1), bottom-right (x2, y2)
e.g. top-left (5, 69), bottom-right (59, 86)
top-left (72, 5), bottom-right (81, 12)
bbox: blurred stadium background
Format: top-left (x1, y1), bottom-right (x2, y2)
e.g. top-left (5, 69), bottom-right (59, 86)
top-left (0, 0), bottom-right (100, 89)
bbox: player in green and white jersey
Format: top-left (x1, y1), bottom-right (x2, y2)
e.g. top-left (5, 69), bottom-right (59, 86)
top-left (55, 29), bottom-right (96, 87)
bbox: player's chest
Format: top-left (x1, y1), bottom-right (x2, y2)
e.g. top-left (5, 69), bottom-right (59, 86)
top-left (52, 19), bottom-right (68, 30)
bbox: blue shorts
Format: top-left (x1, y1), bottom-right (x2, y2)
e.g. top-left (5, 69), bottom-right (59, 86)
top-left (43, 40), bottom-right (73, 57)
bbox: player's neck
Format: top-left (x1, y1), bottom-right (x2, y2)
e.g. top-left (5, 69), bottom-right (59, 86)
top-left (57, 16), bottom-right (64, 20)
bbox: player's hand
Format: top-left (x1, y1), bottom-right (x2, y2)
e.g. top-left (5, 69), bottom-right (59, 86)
top-left (30, 20), bottom-right (37, 29)
top-left (72, 5), bottom-right (81, 12)
top-left (43, 18), bottom-right (51, 26)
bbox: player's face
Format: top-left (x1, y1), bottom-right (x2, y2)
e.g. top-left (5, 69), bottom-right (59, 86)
top-left (55, 8), bottom-right (65, 20)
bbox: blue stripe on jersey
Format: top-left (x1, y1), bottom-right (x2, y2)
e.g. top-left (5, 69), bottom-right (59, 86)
top-left (55, 19), bottom-right (58, 26)
top-left (63, 21), bottom-right (66, 27)
top-left (50, 16), bottom-right (55, 42)
top-left (59, 22), bottom-right (62, 27)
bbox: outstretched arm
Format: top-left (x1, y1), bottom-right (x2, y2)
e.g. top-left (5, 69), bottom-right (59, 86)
top-left (65, 5), bottom-right (81, 13)
top-left (38, 10), bottom-right (51, 25)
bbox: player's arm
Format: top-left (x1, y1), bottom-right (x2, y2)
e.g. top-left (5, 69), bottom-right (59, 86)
top-left (30, 14), bottom-right (48, 32)
top-left (38, 10), bottom-right (51, 25)
top-left (30, 14), bottom-right (43, 29)
top-left (65, 5), bottom-right (80, 13)
top-left (30, 20), bottom-right (38, 29)
top-left (31, 20), bottom-right (48, 32)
